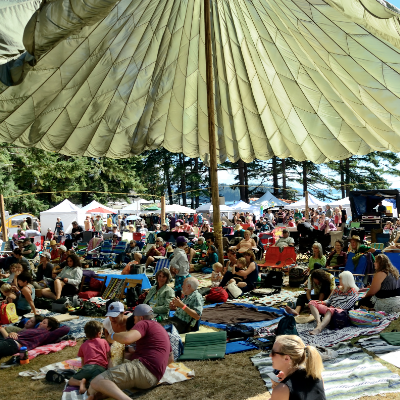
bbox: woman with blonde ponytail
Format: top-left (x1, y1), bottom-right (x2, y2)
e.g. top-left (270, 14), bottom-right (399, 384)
top-left (269, 335), bottom-right (326, 400)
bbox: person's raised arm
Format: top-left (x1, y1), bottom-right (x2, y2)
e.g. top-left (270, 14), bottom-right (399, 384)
top-left (111, 329), bottom-right (142, 345)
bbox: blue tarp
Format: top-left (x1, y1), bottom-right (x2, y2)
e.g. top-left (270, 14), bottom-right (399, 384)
top-left (97, 273), bottom-right (151, 290)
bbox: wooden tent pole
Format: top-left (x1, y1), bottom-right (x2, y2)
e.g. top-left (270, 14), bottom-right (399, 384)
top-left (0, 195), bottom-right (7, 242)
top-left (305, 190), bottom-right (309, 221)
top-left (161, 196), bottom-right (165, 225)
top-left (204, 0), bottom-right (223, 263)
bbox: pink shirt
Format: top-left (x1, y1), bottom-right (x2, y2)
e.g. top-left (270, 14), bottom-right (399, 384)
top-left (78, 338), bottom-right (110, 369)
top-left (130, 320), bottom-right (172, 381)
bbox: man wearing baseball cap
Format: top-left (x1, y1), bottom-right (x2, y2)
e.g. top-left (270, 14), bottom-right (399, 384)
top-left (87, 304), bottom-right (172, 400)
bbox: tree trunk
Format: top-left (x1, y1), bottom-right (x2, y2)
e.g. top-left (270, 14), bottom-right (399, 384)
top-left (81, 191), bottom-right (89, 206)
top-left (272, 157), bottom-right (279, 197)
top-left (190, 158), bottom-right (195, 209)
top-left (281, 159), bottom-right (287, 199)
top-left (180, 154), bottom-right (187, 206)
top-left (164, 157), bottom-right (173, 204)
top-left (340, 160), bottom-right (345, 198)
top-left (194, 158), bottom-right (200, 208)
top-left (244, 162), bottom-right (249, 203)
top-left (238, 159), bottom-right (246, 201)
top-left (302, 161), bottom-right (307, 197)
top-left (345, 158), bottom-right (350, 197)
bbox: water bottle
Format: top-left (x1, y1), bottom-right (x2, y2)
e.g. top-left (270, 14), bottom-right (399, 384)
top-left (19, 346), bottom-right (29, 364)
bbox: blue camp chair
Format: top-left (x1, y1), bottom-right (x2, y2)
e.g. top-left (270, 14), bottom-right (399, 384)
top-left (331, 252), bottom-right (368, 287)
top-left (386, 252), bottom-right (400, 273)
top-left (153, 258), bottom-right (170, 275)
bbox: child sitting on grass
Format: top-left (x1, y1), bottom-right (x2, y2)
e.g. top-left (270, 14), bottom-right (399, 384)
top-left (211, 262), bottom-right (224, 287)
top-left (69, 320), bottom-right (110, 394)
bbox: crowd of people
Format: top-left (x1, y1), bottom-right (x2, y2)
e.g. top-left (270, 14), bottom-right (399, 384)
top-left (1, 201), bottom-right (400, 400)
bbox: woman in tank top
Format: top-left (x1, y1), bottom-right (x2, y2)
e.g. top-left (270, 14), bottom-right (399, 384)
top-left (269, 335), bottom-right (326, 400)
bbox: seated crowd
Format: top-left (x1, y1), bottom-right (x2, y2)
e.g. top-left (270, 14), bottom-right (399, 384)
top-left (2, 207), bottom-right (400, 400)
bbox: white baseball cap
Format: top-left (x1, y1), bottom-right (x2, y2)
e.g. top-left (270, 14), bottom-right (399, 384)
top-left (105, 301), bottom-right (124, 317)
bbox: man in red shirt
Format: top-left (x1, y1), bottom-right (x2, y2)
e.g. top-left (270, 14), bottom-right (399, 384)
top-left (87, 304), bottom-right (173, 400)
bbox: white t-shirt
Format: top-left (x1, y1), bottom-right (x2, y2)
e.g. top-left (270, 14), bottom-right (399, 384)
top-left (103, 317), bottom-right (114, 335)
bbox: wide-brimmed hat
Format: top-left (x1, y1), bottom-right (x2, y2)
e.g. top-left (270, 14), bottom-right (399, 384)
top-left (234, 224), bottom-right (242, 230)
top-left (50, 240), bottom-right (57, 246)
top-left (350, 235), bottom-right (361, 242)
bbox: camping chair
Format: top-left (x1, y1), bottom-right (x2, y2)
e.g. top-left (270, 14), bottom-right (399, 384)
top-left (242, 224), bottom-right (250, 230)
top-left (132, 232), bottom-right (142, 242)
top-left (386, 252), bottom-right (400, 273)
top-left (111, 241), bottom-right (128, 262)
top-left (75, 242), bottom-right (88, 256)
top-left (120, 279), bottom-right (143, 300)
top-left (350, 222), bottom-right (361, 228)
top-left (153, 258), bottom-right (170, 275)
top-left (331, 252), bottom-right (368, 287)
top-left (259, 233), bottom-right (275, 248)
top-left (258, 246), bottom-right (297, 272)
top-left (78, 275), bottom-right (107, 299)
top-left (376, 233), bottom-right (391, 248)
top-left (122, 231), bottom-right (133, 242)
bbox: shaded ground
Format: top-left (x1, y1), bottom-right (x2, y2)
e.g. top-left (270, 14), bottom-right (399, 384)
top-left (1, 318), bottom-right (400, 400)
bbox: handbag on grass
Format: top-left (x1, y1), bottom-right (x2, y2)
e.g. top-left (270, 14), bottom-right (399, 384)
top-left (226, 282), bottom-right (242, 298)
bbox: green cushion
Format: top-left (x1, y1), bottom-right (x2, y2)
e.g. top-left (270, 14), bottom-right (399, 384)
top-left (178, 331), bottom-right (227, 360)
top-left (380, 332), bottom-right (400, 346)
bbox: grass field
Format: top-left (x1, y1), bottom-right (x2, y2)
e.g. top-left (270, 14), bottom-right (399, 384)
top-left (1, 317), bottom-right (400, 400)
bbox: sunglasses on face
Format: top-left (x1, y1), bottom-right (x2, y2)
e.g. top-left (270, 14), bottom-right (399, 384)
top-left (270, 349), bottom-right (286, 356)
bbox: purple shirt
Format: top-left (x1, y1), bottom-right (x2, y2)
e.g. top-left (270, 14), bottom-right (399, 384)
top-left (7, 326), bottom-right (70, 350)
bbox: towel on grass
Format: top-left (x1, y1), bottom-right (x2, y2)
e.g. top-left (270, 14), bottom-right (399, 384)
top-left (15, 340), bottom-right (77, 360)
top-left (256, 312), bottom-right (399, 347)
top-left (252, 342), bottom-right (400, 400)
top-left (60, 362), bottom-right (194, 400)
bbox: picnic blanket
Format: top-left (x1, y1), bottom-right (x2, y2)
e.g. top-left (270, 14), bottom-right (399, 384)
top-left (256, 312), bottom-right (399, 347)
top-left (199, 303), bottom-right (284, 330)
top-left (252, 341), bottom-right (400, 400)
top-left (16, 340), bottom-right (77, 360)
top-left (232, 289), bottom-right (300, 307)
top-left (19, 357), bottom-right (82, 380)
top-left (46, 314), bottom-right (105, 339)
top-left (60, 362), bottom-right (194, 400)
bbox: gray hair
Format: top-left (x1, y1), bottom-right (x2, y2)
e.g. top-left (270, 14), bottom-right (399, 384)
top-left (339, 271), bottom-right (358, 291)
top-left (59, 245), bottom-right (67, 252)
top-left (185, 276), bottom-right (199, 290)
top-left (156, 237), bottom-right (164, 245)
top-left (41, 252), bottom-right (51, 260)
top-left (312, 242), bottom-right (323, 259)
top-left (198, 236), bottom-right (205, 243)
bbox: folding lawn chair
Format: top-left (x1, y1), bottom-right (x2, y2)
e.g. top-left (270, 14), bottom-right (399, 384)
top-left (386, 252), bottom-right (400, 273)
top-left (331, 252), bottom-right (368, 287)
top-left (75, 242), bottom-right (88, 256)
top-left (153, 258), bottom-right (170, 275)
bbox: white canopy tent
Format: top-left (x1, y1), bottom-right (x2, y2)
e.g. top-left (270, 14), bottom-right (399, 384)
top-left (196, 203), bottom-right (234, 219)
top-left (80, 200), bottom-right (117, 214)
top-left (40, 199), bottom-right (84, 235)
top-left (230, 200), bottom-right (260, 218)
top-left (252, 192), bottom-right (287, 208)
top-left (165, 205), bottom-right (196, 214)
top-left (329, 197), bottom-right (350, 208)
top-left (285, 194), bottom-right (326, 210)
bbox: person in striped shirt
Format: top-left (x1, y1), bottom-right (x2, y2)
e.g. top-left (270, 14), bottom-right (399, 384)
top-left (309, 271), bottom-right (359, 335)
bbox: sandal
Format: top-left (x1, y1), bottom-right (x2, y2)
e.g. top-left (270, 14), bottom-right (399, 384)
top-left (45, 370), bottom-right (66, 384)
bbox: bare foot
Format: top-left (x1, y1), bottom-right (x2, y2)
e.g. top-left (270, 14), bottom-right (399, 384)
top-left (79, 378), bottom-right (86, 394)
top-left (309, 327), bottom-right (322, 335)
top-left (285, 306), bottom-right (299, 316)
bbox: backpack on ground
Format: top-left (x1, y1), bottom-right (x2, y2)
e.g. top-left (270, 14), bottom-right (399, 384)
top-left (329, 309), bottom-right (350, 330)
top-left (205, 287), bottom-right (229, 303)
top-left (261, 270), bottom-right (283, 289)
top-left (275, 315), bottom-right (298, 336)
top-left (0, 303), bottom-right (18, 324)
top-left (289, 266), bottom-right (308, 288)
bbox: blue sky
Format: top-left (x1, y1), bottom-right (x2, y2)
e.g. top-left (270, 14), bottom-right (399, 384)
top-left (389, 0), bottom-right (400, 7)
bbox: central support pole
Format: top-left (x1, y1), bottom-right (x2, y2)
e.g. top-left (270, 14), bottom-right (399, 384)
top-left (204, 0), bottom-right (223, 263)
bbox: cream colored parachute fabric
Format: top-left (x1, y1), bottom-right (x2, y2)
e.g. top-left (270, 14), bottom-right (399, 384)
top-left (1, 0), bottom-right (400, 163)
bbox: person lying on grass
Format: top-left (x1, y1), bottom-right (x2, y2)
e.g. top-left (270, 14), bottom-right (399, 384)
top-left (0, 317), bottom-right (70, 358)
top-left (69, 321), bottom-right (110, 394)
top-left (0, 315), bottom-right (44, 338)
